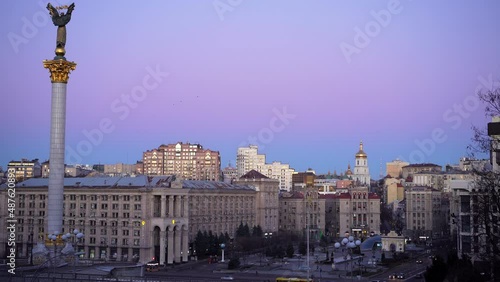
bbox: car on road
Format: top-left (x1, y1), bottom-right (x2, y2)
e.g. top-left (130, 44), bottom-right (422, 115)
top-left (416, 259), bottom-right (423, 264)
top-left (396, 273), bottom-right (406, 279)
top-left (220, 276), bottom-right (234, 280)
top-left (389, 273), bottom-right (397, 279)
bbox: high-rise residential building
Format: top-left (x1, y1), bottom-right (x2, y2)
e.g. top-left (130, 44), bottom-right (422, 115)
top-left (352, 142), bottom-right (370, 186)
top-left (386, 159), bottom-right (409, 178)
top-left (236, 145), bottom-right (265, 177)
top-left (237, 145), bottom-right (294, 191)
top-left (143, 148), bottom-right (165, 175)
top-left (7, 159), bottom-right (41, 182)
top-left (143, 142), bottom-right (221, 181)
top-left (261, 161), bottom-right (294, 191)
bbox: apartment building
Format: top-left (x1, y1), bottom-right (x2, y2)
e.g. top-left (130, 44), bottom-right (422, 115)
top-left (237, 146), bottom-right (295, 191)
top-left (143, 142), bottom-right (221, 181)
top-left (236, 145), bottom-right (265, 177)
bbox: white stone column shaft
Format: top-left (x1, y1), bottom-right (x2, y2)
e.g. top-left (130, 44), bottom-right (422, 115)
top-left (48, 82), bottom-right (67, 235)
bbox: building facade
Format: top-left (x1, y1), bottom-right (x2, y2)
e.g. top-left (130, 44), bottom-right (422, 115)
top-left (236, 145), bottom-right (265, 177)
top-left (7, 159), bottom-right (41, 182)
top-left (236, 146), bottom-right (294, 191)
top-left (222, 164), bottom-right (238, 183)
top-left (405, 186), bottom-right (447, 241)
top-left (386, 159), bottom-right (409, 178)
top-left (0, 175), bottom-right (264, 265)
top-left (337, 186), bottom-right (381, 238)
top-left (143, 142), bottom-right (221, 181)
top-left (104, 163), bottom-right (137, 176)
top-left (401, 163), bottom-right (442, 180)
top-left (234, 170), bottom-right (280, 234)
top-left (261, 161), bottom-right (294, 191)
top-left (278, 189), bottom-right (325, 240)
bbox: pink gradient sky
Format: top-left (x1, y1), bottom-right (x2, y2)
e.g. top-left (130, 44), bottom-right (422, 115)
top-left (2, 0), bottom-right (499, 178)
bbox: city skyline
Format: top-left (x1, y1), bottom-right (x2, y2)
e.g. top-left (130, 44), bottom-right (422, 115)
top-left (3, 1), bottom-right (500, 179)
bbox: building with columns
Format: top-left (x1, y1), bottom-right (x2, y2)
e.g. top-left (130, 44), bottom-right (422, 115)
top-left (352, 142), bottom-right (370, 186)
top-left (0, 175), bottom-right (264, 265)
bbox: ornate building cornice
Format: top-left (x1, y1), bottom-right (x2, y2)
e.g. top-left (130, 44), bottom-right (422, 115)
top-left (43, 59), bottom-right (77, 84)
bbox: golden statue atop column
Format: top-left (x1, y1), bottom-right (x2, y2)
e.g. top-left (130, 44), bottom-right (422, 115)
top-left (43, 3), bottom-right (76, 83)
top-left (47, 3), bottom-right (75, 59)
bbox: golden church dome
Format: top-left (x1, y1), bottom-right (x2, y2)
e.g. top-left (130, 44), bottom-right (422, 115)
top-left (355, 141), bottom-right (367, 158)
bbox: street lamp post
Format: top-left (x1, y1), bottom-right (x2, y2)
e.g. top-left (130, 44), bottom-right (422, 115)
top-left (220, 243), bottom-right (225, 262)
top-left (333, 233), bottom-right (361, 279)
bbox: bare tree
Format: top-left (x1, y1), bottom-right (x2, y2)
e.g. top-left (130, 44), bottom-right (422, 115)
top-left (467, 86), bottom-right (500, 280)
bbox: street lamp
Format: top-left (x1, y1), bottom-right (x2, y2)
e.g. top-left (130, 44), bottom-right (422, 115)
top-left (333, 233), bottom-right (361, 279)
top-left (220, 243), bottom-right (226, 262)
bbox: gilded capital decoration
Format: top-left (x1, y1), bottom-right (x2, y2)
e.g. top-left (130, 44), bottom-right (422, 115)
top-left (43, 59), bottom-right (77, 83)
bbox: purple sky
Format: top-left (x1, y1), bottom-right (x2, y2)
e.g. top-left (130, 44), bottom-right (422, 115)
top-left (2, 0), bottom-right (500, 178)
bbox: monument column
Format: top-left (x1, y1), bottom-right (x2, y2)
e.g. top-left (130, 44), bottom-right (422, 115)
top-left (40, 4), bottom-right (77, 265)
